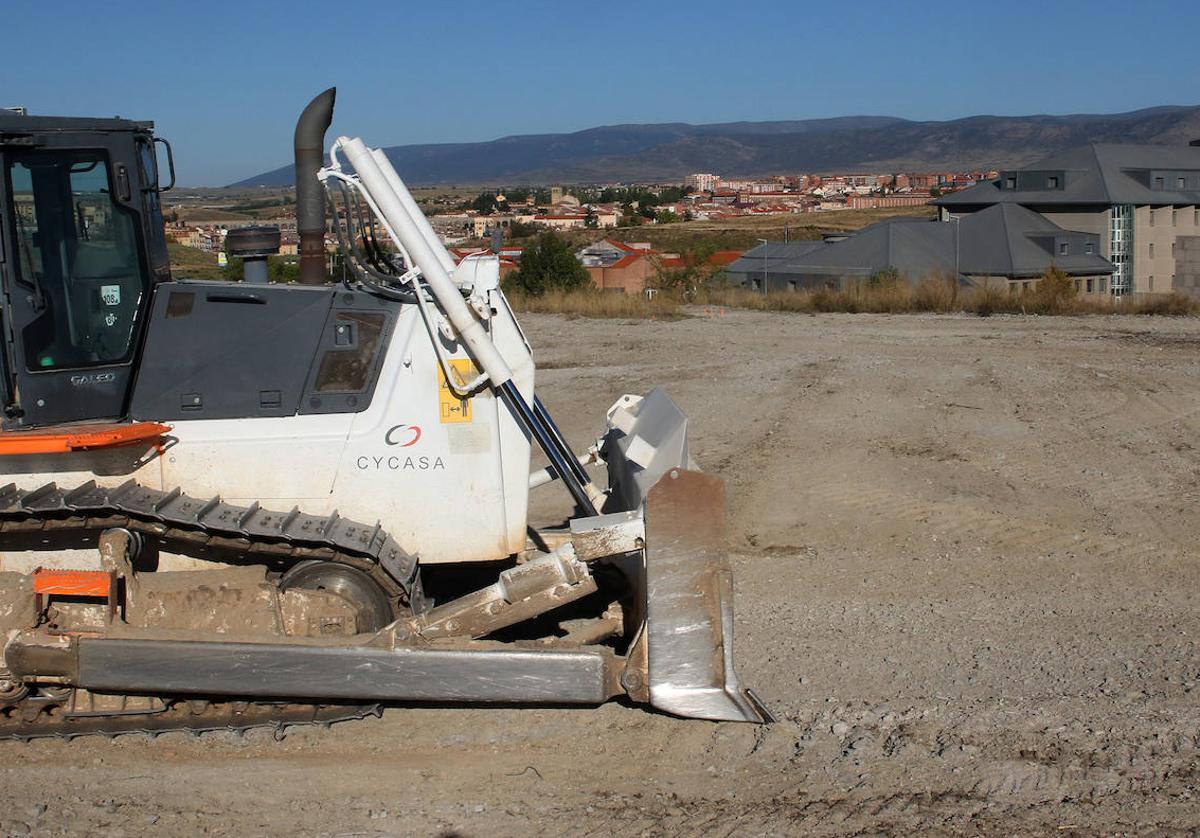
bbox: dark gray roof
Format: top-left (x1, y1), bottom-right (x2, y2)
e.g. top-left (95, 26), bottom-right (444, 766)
top-left (770, 219), bottom-right (956, 280)
top-left (727, 241), bottom-right (824, 275)
top-left (956, 203), bottom-right (1113, 277)
top-left (736, 205), bottom-right (1113, 283)
top-left (936, 143), bottom-right (1200, 208)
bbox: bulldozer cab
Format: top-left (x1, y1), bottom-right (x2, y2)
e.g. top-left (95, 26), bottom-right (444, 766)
top-left (0, 113), bottom-right (172, 427)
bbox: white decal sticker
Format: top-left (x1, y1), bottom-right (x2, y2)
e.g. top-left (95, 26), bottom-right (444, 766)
top-left (447, 423), bottom-right (492, 454)
top-left (101, 285), bottom-right (121, 306)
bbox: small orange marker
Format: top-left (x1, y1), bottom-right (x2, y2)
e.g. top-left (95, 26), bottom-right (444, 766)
top-left (33, 569), bottom-right (113, 598)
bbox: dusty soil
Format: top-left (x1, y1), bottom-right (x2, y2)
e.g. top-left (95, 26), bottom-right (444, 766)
top-left (4, 310), bottom-right (1200, 836)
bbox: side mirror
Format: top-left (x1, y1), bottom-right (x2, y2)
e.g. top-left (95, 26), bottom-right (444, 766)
top-left (153, 137), bottom-right (176, 192)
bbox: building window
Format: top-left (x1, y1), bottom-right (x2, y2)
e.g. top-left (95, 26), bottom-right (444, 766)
top-left (1150, 276), bottom-right (1155, 291)
top-left (1086, 278), bottom-right (1094, 293)
top-left (1059, 242), bottom-right (1069, 255)
top-left (1172, 209), bottom-right (1178, 226)
top-left (1155, 176), bottom-right (1164, 189)
top-left (1085, 242), bottom-right (1095, 254)
top-left (1047, 176), bottom-right (1059, 189)
top-left (1074, 279), bottom-right (1082, 292)
top-left (1149, 209), bottom-right (1155, 227)
top-left (1195, 209), bottom-right (1199, 226)
top-left (1100, 278), bottom-right (1108, 294)
top-left (1005, 177), bottom-right (1016, 190)
top-left (1149, 243), bottom-right (1155, 258)
top-left (1109, 204), bottom-right (1134, 296)
top-left (1172, 242), bottom-right (1177, 257)
top-left (1178, 177), bottom-right (1187, 189)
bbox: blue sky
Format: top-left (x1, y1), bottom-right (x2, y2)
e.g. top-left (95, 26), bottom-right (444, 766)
top-left (5, 0), bottom-right (1198, 185)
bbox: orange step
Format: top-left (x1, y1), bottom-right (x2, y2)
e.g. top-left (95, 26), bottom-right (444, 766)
top-left (0, 421), bottom-right (170, 456)
top-left (33, 569), bottom-right (113, 598)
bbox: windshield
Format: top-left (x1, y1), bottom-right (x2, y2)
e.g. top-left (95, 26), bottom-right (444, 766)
top-left (7, 151), bottom-right (145, 371)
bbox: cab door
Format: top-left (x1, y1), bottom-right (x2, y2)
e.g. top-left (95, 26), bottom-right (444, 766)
top-left (1, 144), bottom-right (150, 427)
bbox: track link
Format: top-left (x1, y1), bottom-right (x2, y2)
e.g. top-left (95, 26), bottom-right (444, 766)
top-left (0, 479), bottom-right (424, 740)
top-left (0, 693), bottom-right (382, 742)
top-left (0, 479), bottom-right (425, 609)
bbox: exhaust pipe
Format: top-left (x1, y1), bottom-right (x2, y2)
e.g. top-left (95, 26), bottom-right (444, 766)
top-left (295, 88), bottom-right (336, 284)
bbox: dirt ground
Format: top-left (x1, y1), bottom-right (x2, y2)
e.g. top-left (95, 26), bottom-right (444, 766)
top-left (4, 309), bottom-right (1200, 836)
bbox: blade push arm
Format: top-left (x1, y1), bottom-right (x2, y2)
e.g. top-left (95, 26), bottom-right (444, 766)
top-left (319, 137), bottom-right (602, 515)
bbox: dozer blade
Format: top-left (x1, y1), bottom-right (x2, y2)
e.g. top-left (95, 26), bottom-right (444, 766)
top-left (643, 468), bottom-right (772, 723)
top-left (601, 388), bottom-right (769, 722)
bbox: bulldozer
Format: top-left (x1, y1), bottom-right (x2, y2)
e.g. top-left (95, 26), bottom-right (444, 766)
top-left (0, 90), bottom-right (769, 739)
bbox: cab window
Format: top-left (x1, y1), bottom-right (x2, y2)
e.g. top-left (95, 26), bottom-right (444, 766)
top-left (7, 151), bottom-right (144, 371)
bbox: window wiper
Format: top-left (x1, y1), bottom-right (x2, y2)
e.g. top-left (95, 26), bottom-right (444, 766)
top-left (13, 211), bottom-right (47, 312)
top-left (27, 272), bottom-right (46, 313)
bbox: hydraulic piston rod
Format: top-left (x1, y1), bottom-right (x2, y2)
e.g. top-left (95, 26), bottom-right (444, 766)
top-left (332, 137), bottom-right (596, 516)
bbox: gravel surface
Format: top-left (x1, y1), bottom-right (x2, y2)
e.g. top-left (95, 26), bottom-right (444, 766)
top-left (4, 309), bottom-right (1200, 836)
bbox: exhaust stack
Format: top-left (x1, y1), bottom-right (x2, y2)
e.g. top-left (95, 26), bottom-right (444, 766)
top-left (294, 88), bottom-right (336, 284)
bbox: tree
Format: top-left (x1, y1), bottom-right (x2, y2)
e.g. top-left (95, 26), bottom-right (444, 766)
top-left (506, 219), bottom-right (539, 239)
top-left (268, 257), bottom-right (300, 283)
top-left (470, 193), bottom-right (499, 215)
top-left (651, 243), bottom-right (720, 301)
top-left (222, 255), bottom-right (301, 283)
top-left (508, 232), bottom-right (590, 295)
top-left (1033, 265), bottom-right (1077, 313)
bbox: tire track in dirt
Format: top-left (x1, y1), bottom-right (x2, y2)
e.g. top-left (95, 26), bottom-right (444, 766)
top-left (1087, 383), bottom-right (1200, 435)
top-left (701, 322), bottom-right (1199, 561)
top-left (704, 356), bottom-right (845, 544)
top-left (1008, 380), bottom-right (1200, 553)
top-left (804, 479), bottom-right (1169, 561)
top-left (733, 353), bottom-right (1199, 562)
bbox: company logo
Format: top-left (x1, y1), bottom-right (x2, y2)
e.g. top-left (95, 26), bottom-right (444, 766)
top-left (70, 372), bottom-right (116, 386)
top-left (356, 455), bottom-right (445, 472)
top-left (384, 424), bottom-right (422, 447)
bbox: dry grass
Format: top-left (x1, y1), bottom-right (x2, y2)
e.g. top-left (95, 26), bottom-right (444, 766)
top-left (699, 281), bottom-right (1200, 317)
top-left (506, 289), bottom-right (683, 319)
top-left (167, 242), bottom-right (223, 280)
top-left (508, 280), bottom-right (1200, 320)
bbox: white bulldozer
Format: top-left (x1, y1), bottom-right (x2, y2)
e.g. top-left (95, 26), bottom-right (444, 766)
top-left (0, 89), bottom-right (769, 738)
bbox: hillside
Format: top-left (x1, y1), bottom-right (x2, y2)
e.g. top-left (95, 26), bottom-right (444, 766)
top-left (232, 105), bottom-right (1200, 187)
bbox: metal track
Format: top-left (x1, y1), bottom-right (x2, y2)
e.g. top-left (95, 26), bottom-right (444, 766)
top-left (0, 479), bottom-right (424, 608)
top-left (0, 478), bottom-right (424, 740)
top-left (0, 692), bottom-right (382, 741)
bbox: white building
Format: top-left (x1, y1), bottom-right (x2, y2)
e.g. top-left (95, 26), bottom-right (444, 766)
top-left (684, 173), bottom-right (720, 192)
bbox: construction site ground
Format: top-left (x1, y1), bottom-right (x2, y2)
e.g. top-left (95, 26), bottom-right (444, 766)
top-left (4, 309), bottom-right (1200, 836)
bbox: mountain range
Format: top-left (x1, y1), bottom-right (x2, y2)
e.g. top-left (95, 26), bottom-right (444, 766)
top-left (231, 105), bottom-right (1200, 188)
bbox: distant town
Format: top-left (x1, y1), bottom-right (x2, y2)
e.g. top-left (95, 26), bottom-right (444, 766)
top-left (164, 138), bottom-right (1200, 300)
top-left (165, 167), bottom-right (990, 255)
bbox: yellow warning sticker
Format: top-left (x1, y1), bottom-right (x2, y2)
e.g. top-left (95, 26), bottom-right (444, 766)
top-left (438, 360), bottom-right (475, 423)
